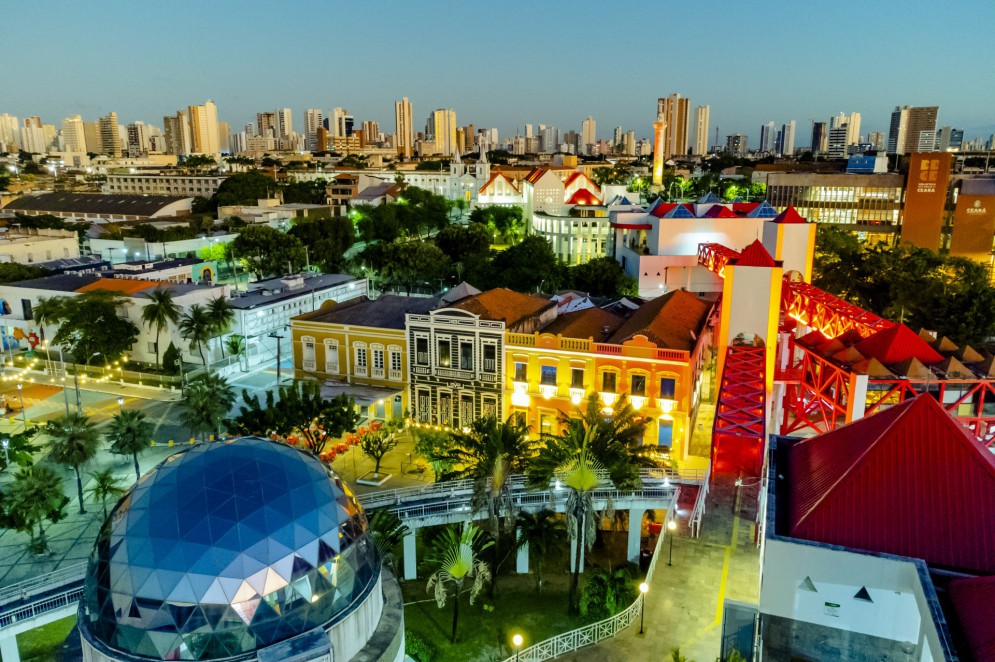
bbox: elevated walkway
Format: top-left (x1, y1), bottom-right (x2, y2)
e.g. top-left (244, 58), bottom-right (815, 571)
top-left (710, 345), bottom-right (767, 480)
top-left (0, 562), bottom-right (87, 662)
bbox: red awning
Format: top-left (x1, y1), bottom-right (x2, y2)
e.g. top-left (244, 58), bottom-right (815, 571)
top-left (610, 223), bottom-right (652, 230)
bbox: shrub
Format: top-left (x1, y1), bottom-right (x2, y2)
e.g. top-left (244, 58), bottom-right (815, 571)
top-left (405, 629), bottom-right (434, 662)
top-left (579, 567), bottom-right (636, 620)
top-left (162, 342), bottom-right (181, 375)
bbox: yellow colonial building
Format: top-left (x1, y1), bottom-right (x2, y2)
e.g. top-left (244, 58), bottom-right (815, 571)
top-left (504, 290), bottom-right (714, 460)
top-left (290, 295), bottom-right (439, 422)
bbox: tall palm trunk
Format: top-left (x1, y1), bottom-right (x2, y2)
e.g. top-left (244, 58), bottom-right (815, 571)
top-left (450, 580), bottom-right (462, 643)
top-left (132, 452), bottom-right (141, 481)
top-left (569, 500), bottom-right (584, 614)
top-left (154, 328), bottom-right (162, 370)
top-left (74, 465), bottom-right (86, 514)
top-left (198, 344), bottom-right (207, 369)
top-left (37, 521), bottom-right (47, 553)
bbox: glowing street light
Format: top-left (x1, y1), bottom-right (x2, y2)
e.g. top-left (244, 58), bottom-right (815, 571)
top-left (638, 582), bottom-right (649, 634)
top-left (512, 633), bottom-right (523, 662)
top-left (667, 519), bottom-right (678, 566)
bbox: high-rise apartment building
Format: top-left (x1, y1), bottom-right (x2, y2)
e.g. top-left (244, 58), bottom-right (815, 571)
top-left (775, 121), bottom-right (796, 157)
top-left (866, 131), bottom-right (885, 152)
top-left (98, 112), bottom-right (122, 157)
top-left (430, 109), bottom-right (457, 156)
top-left (692, 105), bottom-right (710, 156)
top-left (275, 108), bottom-right (293, 140)
top-left (217, 122), bottom-right (230, 155)
top-left (581, 116), bottom-right (596, 155)
top-left (827, 126), bottom-right (849, 159)
top-left (725, 134), bottom-right (748, 157)
top-left (163, 111), bottom-right (191, 156)
top-left (888, 105), bottom-right (938, 155)
top-left (126, 121), bottom-right (152, 157)
top-left (187, 101), bottom-right (220, 156)
top-left (656, 94), bottom-right (690, 158)
top-left (811, 122), bottom-right (828, 154)
top-left (760, 121), bottom-right (776, 154)
top-left (304, 109), bottom-right (323, 151)
top-left (830, 112), bottom-right (861, 146)
top-left (0, 113), bottom-right (19, 152)
top-left (394, 97), bottom-right (413, 159)
top-left (20, 117), bottom-right (47, 155)
top-left (623, 131), bottom-right (636, 156)
top-left (61, 115), bottom-right (86, 153)
top-left (257, 112), bottom-right (276, 139)
top-left (362, 121), bottom-right (380, 145)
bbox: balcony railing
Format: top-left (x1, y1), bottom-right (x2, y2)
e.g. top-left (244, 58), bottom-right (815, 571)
top-left (371, 367), bottom-right (385, 379)
top-left (388, 369), bottom-right (402, 382)
top-left (303, 360), bottom-right (316, 372)
top-left (437, 367), bottom-right (474, 380)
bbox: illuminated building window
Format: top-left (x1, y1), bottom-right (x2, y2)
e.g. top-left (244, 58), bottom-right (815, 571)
top-left (459, 341), bottom-right (473, 371)
top-left (631, 374), bottom-right (646, 396)
top-left (483, 344), bottom-right (497, 372)
top-left (602, 371), bottom-right (617, 393)
top-left (571, 368), bottom-right (584, 389)
top-left (514, 362), bottom-right (528, 382)
top-left (355, 346), bottom-right (367, 370)
top-left (540, 365), bottom-right (557, 386)
top-left (438, 339), bottom-right (451, 367)
top-left (660, 377), bottom-right (676, 399)
top-left (415, 337), bottom-right (429, 365)
top-left (657, 420), bottom-right (673, 448)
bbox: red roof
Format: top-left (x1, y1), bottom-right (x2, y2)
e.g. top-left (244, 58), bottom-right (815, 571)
top-left (563, 171), bottom-right (600, 192)
top-left (772, 206), bottom-right (808, 224)
top-left (854, 324), bottom-right (944, 365)
top-left (477, 172), bottom-right (519, 195)
top-left (702, 205), bottom-right (738, 218)
top-left (610, 223), bottom-right (652, 230)
top-left (566, 189), bottom-right (601, 206)
top-left (735, 240), bottom-right (776, 267)
top-left (733, 202), bottom-right (759, 214)
top-left (649, 202), bottom-right (678, 218)
top-left (523, 167), bottom-right (547, 185)
top-left (947, 575), bottom-right (995, 661)
top-left (785, 395), bottom-right (995, 574)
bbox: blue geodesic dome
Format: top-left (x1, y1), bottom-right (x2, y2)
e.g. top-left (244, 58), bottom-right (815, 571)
top-left (80, 437), bottom-right (379, 660)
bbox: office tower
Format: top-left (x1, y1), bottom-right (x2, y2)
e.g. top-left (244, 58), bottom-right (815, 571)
top-left (525, 124), bottom-right (534, 139)
top-left (127, 121), bottom-right (152, 157)
top-left (811, 122), bottom-right (828, 154)
top-left (775, 121), bottom-right (796, 156)
top-left (394, 97), bottom-right (413, 159)
top-left (0, 113), bottom-right (19, 151)
top-left (188, 101), bottom-right (220, 155)
top-left (429, 109), bottom-right (457, 155)
top-left (98, 112), bottom-right (122, 157)
top-left (563, 130), bottom-right (578, 154)
top-left (623, 130), bottom-right (636, 156)
top-left (613, 126), bottom-right (623, 147)
top-left (61, 115), bottom-right (86, 153)
top-left (274, 108), bottom-right (292, 140)
top-left (831, 112), bottom-right (861, 146)
top-left (935, 127), bottom-right (964, 152)
top-left (866, 131), bottom-right (885, 151)
top-left (655, 93), bottom-right (690, 158)
top-left (692, 105), bottom-right (710, 156)
top-left (726, 134), bottom-right (748, 157)
top-left (217, 122), bottom-right (230, 155)
top-left (760, 121), bottom-right (776, 154)
top-left (540, 126), bottom-right (559, 153)
top-left (581, 116), bottom-right (596, 155)
top-left (464, 124), bottom-right (475, 150)
top-left (362, 121), bottom-right (380, 145)
top-left (163, 111), bottom-right (191, 156)
top-left (888, 105), bottom-right (938, 155)
top-left (257, 112), bottom-right (276, 138)
top-left (328, 108), bottom-right (346, 138)
top-left (304, 109), bottom-right (323, 151)
top-left (827, 125), bottom-right (849, 159)
top-left (82, 121), bottom-right (100, 154)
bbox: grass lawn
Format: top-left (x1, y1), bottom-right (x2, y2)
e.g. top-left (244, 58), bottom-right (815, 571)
top-left (12, 616), bottom-right (76, 662)
top-left (402, 529), bottom-right (644, 662)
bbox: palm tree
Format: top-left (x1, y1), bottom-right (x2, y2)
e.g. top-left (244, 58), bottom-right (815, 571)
top-left (224, 335), bottom-right (245, 359)
top-left (87, 468), bottom-right (125, 520)
top-left (106, 409), bottom-right (154, 481)
top-left (367, 509), bottom-right (410, 574)
top-left (514, 509), bottom-right (565, 594)
top-left (180, 373), bottom-right (236, 441)
top-left (426, 522), bottom-right (493, 643)
top-left (179, 304), bottom-right (213, 368)
top-left (528, 393), bottom-right (654, 614)
top-left (7, 465), bottom-right (68, 554)
top-left (45, 414), bottom-right (101, 514)
top-left (141, 288), bottom-right (181, 370)
top-left (430, 415), bottom-right (534, 597)
top-left (206, 296), bottom-right (236, 358)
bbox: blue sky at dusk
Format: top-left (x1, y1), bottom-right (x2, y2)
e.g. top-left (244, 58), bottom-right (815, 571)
top-left (5, 0), bottom-right (994, 143)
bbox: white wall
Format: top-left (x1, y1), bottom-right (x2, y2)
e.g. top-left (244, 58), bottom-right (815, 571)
top-left (649, 216), bottom-right (767, 257)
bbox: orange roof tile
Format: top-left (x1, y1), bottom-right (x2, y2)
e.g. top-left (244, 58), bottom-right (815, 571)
top-left (854, 323), bottom-right (944, 365)
top-left (735, 240), bottom-right (777, 267)
top-left (540, 307), bottom-right (625, 341)
top-left (477, 172), bottom-right (519, 195)
top-left (75, 278), bottom-right (162, 295)
top-left (566, 189), bottom-right (601, 206)
top-left (607, 289), bottom-right (711, 351)
top-left (524, 167), bottom-right (548, 185)
top-left (450, 288), bottom-right (554, 328)
top-left (563, 171), bottom-right (601, 192)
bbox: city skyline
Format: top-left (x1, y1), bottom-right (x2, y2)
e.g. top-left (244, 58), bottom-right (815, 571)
top-left (5, 0), bottom-right (994, 144)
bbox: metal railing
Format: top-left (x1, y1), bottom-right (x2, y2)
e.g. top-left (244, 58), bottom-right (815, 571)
top-left (498, 488), bottom-right (679, 662)
top-left (0, 586), bottom-right (84, 631)
top-left (689, 464), bottom-right (711, 538)
top-left (0, 561), bottom-right (86, 607)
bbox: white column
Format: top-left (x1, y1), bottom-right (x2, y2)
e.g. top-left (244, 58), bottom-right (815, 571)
top-left (515, 528), bottom-right (529, 574)
top-left (627, 509), bottom-right (645, 563)
top-left (403, 527), bottom-right (418, 581)
top-left (0, 636), bottom-right (20, 662)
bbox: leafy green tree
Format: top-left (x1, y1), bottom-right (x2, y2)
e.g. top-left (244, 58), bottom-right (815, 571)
top-left (367, 509), bottom-right (410, 574)
top-left (360, 241), bottom-right (451, 294)
top-left (591, 162), bottom-right (633, 186)
top-left (360, 428), bottom-right (400, 476)
top-left (0, 262), bottom-right (50, 284)
top-left (46, 414), bottom-right (102, 514)
top-left (4, 465), bottom-right (69, 554)
top-left (490, 235), bottom-right (567, 293)
top-left (213, 171), bottom-right (277, 206)
top-left (180, 373), bottom-right (236, 441)
top-left (426, 522), bottom-right (494, 643)
top-left (141, 288), bottom-right (181, 370)
top-left (183, 154), bottom-right (217, 171)
top-left (232, 224), bottom-right (307, 278)
top-left (569, 257), bottom-right (637, 297)
top-left (106, 409), bottom-right (154, 481)
top-left (413, 428), bottom-right (455, 481)
top-left (232, 380), bottom-right (359, 456)
top-left (179, 304), bottom-right (213, 368)
top-left (162, 342), bottom-right (182, 376)
top-left (415, 159), bottom-right (450, 171)
top-left (288, 217), bottom-right (356, 272)
top-left (514, 509), bottom-right (565, 593)
top-left (87, 468), bottom-right (126, 520)
top-left (430, 416), bottom-right (535, 596)
top-left (206, 296), bottom-right (236, 358)
top-left (282, 180), bottom-right (327, 204)
top-left (224, 335), bottom-right (245, 359)
top-left (435, 223), bottom-right (491, 265)
top-left (470, 206), bottom-right (525, 245)
top-left (43, 291), bottom-right (139, 365)
top-left (355, 203), bottom-right (401, 243)
top-left (528, 393), bottom-right (654, 614)
top-left (0, 429), bottom-right (39, 472)
top-left (579, 567), bottom-right (635, 620)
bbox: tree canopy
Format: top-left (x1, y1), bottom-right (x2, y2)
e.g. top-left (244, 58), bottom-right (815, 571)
top-left (287, 216), bottom-right (355, 273)
top-left (231, 224), bottom-right (306, 277)
top-left (568, 257), bottom-right (637, 297)
top-left (490, 235), bottom-right (567, 293)
top-left (214, 172), bottom-right (277, 206)
top-left (42, 291), bottom-right (139, 364)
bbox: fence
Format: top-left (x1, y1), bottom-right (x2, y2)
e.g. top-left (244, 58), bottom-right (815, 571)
top-left (0, 562), bottom-right (86, 608)
top-left (498, 488), bottom-right (681, 662)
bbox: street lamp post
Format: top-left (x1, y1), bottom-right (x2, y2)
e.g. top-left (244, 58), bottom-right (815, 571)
top-left (512, 633), bottom-right (523, 662)
top-left (16, 384), bottom-right (26, 430)
top-left (117, 397), bottom-right (124, 412)
top-left (268, 331), bottom-right (285, 385)
top-left (638, 582), bottom-right (649, 634)
top-left (667, 519), bottom-right (677, 566)
top-left (1, 438), bottom-right (9, 469)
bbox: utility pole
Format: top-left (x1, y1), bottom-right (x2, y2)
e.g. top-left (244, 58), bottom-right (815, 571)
top-left (268, 331), bottom-right (285, 385)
